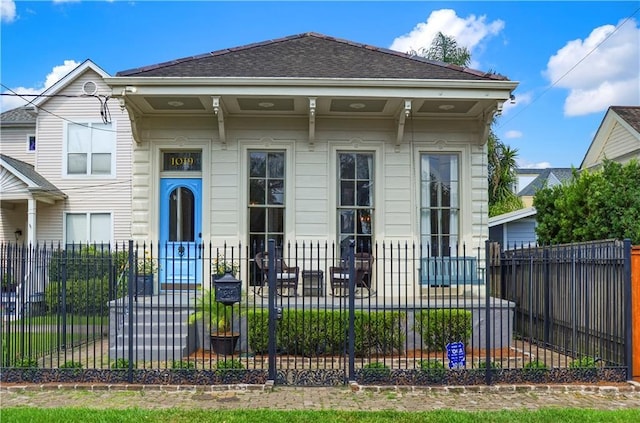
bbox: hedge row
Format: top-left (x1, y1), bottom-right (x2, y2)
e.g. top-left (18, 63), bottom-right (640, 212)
top-left (412, 309), bottom-right (472, 351)
top-left (246, 309), bottom-right (406, 357)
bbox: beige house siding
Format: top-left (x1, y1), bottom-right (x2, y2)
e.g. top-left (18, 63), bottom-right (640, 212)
top-left (32, 69), bottom-right (133, 243)
top-left (598, 121), bottom-right (639, 164)
top-left (0, 127), bottom-right (36, 165)
top-left (129, 116), bottom-right (489, 296)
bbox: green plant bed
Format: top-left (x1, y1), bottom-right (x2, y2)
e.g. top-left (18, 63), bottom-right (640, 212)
top-left (413, 309), bottom-right (472, 352)
top-left (246, 309), bottom-right (406, 357)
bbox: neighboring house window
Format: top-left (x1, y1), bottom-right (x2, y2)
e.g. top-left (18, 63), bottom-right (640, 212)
top-left (65, 212), bottom-right (111, 246)
top-left (337, 152), bottom-right (374, 256)
top-left (65, 122), bottom-right (115, 176)
top-left (248, 151), bottom-right (285, 254)
top-left (420, 154), bottom-right (459, 257)
top-left (27, 135), bottom-right (36, 152)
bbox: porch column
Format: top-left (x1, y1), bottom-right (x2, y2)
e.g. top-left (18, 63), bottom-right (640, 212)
top-left (27, 197), bottom-right (36, 246)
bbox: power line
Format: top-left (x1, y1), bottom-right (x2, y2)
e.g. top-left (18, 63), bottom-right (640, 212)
top-left (0, 83), bottom-right (118, 130)
top-left (497, 7), bottom-right (640, 129)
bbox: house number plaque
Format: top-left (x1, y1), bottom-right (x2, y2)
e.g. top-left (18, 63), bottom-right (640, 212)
top-left (163, 151), bottom-right (202, 171)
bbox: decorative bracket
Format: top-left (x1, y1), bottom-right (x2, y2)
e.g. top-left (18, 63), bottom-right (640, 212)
top-left (212, 96), bottom-right (226, 149)
top-left (308, 97), bottom-right (316, 151)
top-left (395, 99), bottom-right (412, 152)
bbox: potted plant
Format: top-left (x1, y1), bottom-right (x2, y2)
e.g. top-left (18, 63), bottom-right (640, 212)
top-left (212, 257), bottom-right (239, 280)
top-left (189, 288), bottom-right (242, 355)
top-left (135, 249), bottom-right (157, 295)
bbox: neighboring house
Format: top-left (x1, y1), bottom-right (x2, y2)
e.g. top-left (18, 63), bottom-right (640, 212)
top-left (104, 33), bottom-right (517, 293)
top-left (0, 60), bottom-right (133, 247)
top-left (516, 168), bottom-right (573, 207)
top-left (580, 106), bottom-right (640, 171)
top-left (488, 206), bottom-right (537, 248)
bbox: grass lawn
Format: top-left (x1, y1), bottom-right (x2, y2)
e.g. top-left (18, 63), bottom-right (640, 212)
top-left (2, 408), bottom-right (640, 422)
top-left (1, 314), bottom-right (107, 365)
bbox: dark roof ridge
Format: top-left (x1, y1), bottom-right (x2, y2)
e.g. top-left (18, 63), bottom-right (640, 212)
top-left (116, 32), bottom-right (508, 80)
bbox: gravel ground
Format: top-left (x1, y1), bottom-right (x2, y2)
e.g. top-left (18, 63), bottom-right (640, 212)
top-left (2, 383), bottom-right (640, 412)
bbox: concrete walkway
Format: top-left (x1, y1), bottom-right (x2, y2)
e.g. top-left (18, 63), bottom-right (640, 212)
top-left (2, 382), bottom-right (640, 412)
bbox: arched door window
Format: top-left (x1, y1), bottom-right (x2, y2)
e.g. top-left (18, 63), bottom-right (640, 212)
top-left (168, 187), bottom-right (195, 242)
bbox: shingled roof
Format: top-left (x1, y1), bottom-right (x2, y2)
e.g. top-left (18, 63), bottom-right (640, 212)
top-left (611, 106), bottom-right (640, 134)
top-left (0, 106), bottom-right (36, 126)
top-left (117, 32), bottom-right (508, 81)
top-left (0, 154), bottom-right (66, 198)
top-left (519, 168), bottom-right (574, 197)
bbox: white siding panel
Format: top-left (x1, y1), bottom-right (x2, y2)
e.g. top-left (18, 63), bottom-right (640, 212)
top-left (0, 168), bottom-right (27, 193)
top-left (33, 69), bottom-right (132, 243)
top-left (0, 128), bottom-right (36, 164)
top-left (601, 122), bottom-right (638, 162)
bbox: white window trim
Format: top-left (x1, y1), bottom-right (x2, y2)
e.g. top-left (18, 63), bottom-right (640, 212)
top-left (62, 120), bottom-right (117, 179)
top-left (329, 141), bottom-right (383, 249)
top-left (26, 134), bottom-right (36, 152)
top-left (63, 211), bottom-right (114, 246)
top-left (414, 142), bottom-right (475, 252)
top-left (239, 139), bottom-right (296, 245)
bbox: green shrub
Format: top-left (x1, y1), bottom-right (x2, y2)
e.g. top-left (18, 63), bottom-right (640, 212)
top-left (354, 311), bottom-right (406, 356)
top-left (418, 359), bottom-right (445, 371)
top-left (48, 245), bottom-right (128, 283)
top-left (110, 359), bottom-right (136, 369)
top-left (277, 309), bottom-right (348, 356)
top-left (14, 357), bottom-right (38, 368)
top-left (216, 359), bottom-right (244, 370)
top-left (171, 360), bottom-right (195, 370)
top-left (570, 356), bottom-right (597, 368)
top-left (413, 309), bottom-right (472, 352)
top-left (45, 276), bottom-right (114, 316)
top-left (524, 360), bottom-right (547, 370)
top-left (60, 361), bottom-right (83, 369)
top-left (247, 309), bottom-right (405, 357)
top-left (246, 309), bottom-right (269, 353)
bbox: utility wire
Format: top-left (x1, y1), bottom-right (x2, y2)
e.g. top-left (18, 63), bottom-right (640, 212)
top-left (1, 83), bottom-right (117, 131)
top-left (497, 7), bottom-right (640, 129)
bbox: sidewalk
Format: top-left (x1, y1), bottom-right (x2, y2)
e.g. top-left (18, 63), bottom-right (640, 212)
top-left (2, 382), bottom-right (640, 412)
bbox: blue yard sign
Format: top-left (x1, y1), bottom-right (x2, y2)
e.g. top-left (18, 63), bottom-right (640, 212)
top-left (446, 342), bottom-right (466, 369)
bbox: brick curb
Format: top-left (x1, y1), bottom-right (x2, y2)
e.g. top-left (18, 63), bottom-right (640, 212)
top-left (2, 382), bottom-right (639, 394)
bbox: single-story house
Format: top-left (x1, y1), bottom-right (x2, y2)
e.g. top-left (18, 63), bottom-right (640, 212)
top-left (103, 32), bottom-right (517, 294)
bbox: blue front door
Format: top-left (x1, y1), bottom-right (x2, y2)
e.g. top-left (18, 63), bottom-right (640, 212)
top-left (159, 178), bottom-right (203, 289)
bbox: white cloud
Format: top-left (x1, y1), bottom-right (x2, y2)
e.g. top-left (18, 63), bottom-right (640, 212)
top-left (1, 60), bottom-right (80, 112)
top-left (517, 159), bottom-right (552, 169)
top-left (544, 18), bottom-right (640, 116)
top-left (389, 9), bottom-right (504, 65)
top-left (1, 0), bottom-right (16, 23)
top-left (504, 130), bottom-right (523, 139)
top-left (501, 91), bottom-right (532, 115)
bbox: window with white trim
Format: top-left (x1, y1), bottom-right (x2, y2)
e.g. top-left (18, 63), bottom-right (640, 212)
top-left (420, 154), bottom-right (459, 257)
top-left (65, 213), bottom-right (111, 246)
top-left (248, 151), bottom-right (286, 253)
top-left (337, 152), bottom-right (374, 256)
top-left (65, 122), bottom-right (115, 176)
top-left (27, 134), bottom-right (36, 152)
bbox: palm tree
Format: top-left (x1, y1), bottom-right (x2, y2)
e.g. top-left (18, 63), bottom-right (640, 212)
top-left (411, 32), bottom-right (471, 67)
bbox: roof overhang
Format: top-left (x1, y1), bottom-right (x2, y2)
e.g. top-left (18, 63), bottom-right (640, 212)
top-left (105, 76), bottom-right (517, 145)
top-left (488, 207), bottom-right (537, 227)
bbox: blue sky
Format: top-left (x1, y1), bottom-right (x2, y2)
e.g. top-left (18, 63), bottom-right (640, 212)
top-left (1, 1), bottom-right (638, 169)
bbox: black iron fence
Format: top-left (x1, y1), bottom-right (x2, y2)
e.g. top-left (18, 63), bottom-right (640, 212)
top-left (0, 239), bottom-right (632, 386)
top-left (491, 240), bottom-right (632, 372)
